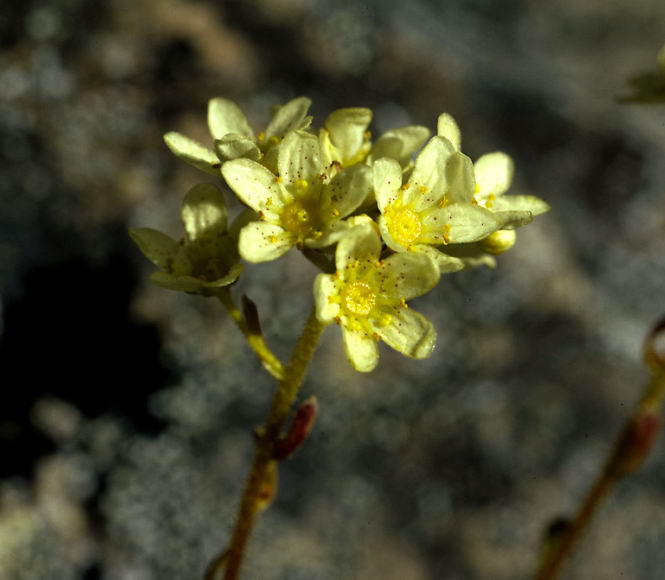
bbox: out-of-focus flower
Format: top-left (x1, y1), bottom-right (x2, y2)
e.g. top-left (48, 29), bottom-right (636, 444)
top-left (222, 130), bottom-right (371, 262)
top-left (129, 183), bottom-right (243, 294)
top-left (621, 44), bottom-right (665, 104)
top-left (314, 220), bottom-right (439, 372)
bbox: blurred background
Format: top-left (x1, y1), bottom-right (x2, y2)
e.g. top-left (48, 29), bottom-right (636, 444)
top-left (1, 0), bottom-right (664, 578)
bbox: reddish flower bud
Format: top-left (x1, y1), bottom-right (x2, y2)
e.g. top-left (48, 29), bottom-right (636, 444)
top-left (644, 316), bottom-right (665, 372)
top-left (274, 396), bottom-right (319, 460)
top-left (614, 404), bottom-right (661, 476)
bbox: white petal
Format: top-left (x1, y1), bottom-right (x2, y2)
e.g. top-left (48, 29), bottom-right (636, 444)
top-left (265, 97), bottom-right (312, 139)
top-left (222, 158), bottom-right (289, 219)
top-left (129, 228), bottom-right (187, 272)
top-left (181, 183), bottom-right (227, 243)
top-left (375, 308), bottom-right (436, 359)
top-left (373, 157), bottom-right (403, 213)
top-left (163, 132), bottom-right (220, 176)
top-left (436, 113), bottom-right (461, 151)
top-left (313, 274), bottom-right (340, 323)
top-left (371, 126), bottom-right (430, 165)
top-left (277, 130), bottom-right (322, 184)
top-left (377, 252), bottom-right (440, 300)
top-left (342, 328), bottom-right (379, 372)
top-left (445, 152), bottom-right (476, 204)
top-left (335, 222), bottom-right (381, 272)
top-left (325, 108), bottom-right (372, 162)
top-left (215, 134), bottom-right (261, 162)
top-left (207, 98), bottom-right (254, 140)
top-left (474, 152), bottom-right (514, 197)
top-left (238, 222), bottom-right (293, 263)
top-left (410, 137), bottom-right (455, 210)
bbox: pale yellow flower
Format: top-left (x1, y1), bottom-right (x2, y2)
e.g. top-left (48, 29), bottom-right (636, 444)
top-left (129, 183), bottom-right (243, 294)
top-left (221, 130), bottom-right (371, 262)
top-left (163, 96), bottom-right (313, 175)
top-left (437, 113), bottom-right (549, 225)
top-left (436, 113), bottom-right (550, 264)
top-left (374, 136), bottom-right (501, 272)
top-left (314, 221), bottom-right (440, 372)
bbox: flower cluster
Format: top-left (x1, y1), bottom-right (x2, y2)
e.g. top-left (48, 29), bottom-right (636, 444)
top-left (132, 97), bottom-right (549, 371)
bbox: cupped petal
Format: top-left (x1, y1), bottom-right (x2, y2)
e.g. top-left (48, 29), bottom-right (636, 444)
top-left (149, 271), bottom-right (203, 293)
top-left (181, 183), bottom-right (227, 243)
top-left (376, 252), bottom-right (440, 300)
top-left (222, 158), bottom-right (289, 220)
top-left (325, 108), bottom-right (372, 163)
top-left (438, 243), bottom-right (497, 269)
top-left (373, 157), bottom-right (403, 213)
top-left (425, 204), bottom-right (500, 244)
top-left (409, 137), bottom-right (455, 208)
top-left (151, 262), bottom-right (242, 293)
top-left (445, 151), bottom-right (476, 204)
top-left (377, 214), bottom-right (407, 253)
top-left (335, 222), bottom-right (382, 272)
top-left (277, 130), bottom-right (322, 185)
top-left (163, 132), bottom-right (220, 176)
top-left (228, 208), bottom-right (259, 241)
top-left (199, 262), bottom-right (244, 288)
top-left (314, 273), bottom-right (340, 323)
top-left (371, 126), bottom-right (430, 165)
top-left (215, 134), bottom-right (261, 162)
top-left (492, 210), bottom-right (534, 229)
top-left (375, 307), bottom-right (436, 359)
top-left (412, 245), bottom-right (465, 274)
top-left (129, 228), bottom-right (189, 272)
top-left (322, 164), bottom-right (372, 218)
top-left (238, 221), bottom-right (293, 263)
top-left (318, 128), bottom-right (339, 167)
top-left (489, 194), bottom-right (550, 216)
top-left (265, 97), bottom-right (312, 139)
top-left (436, 113), bottom-right (461, 151)
top-left (207, 98), bottom-right (254, 140)
top-left (306, 220), bottom-right (349, 249)
top-left (474, 152), bottom-right (514, 198)
top-left (342, 328), bottom-right (379, 372)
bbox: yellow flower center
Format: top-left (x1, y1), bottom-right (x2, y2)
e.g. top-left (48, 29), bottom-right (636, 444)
top-left (341, 282), bottom-right (376, 317)
top-left (281, 196), bottom-right (321, 241)
top-left (387, 207), bottom-right (422, 247)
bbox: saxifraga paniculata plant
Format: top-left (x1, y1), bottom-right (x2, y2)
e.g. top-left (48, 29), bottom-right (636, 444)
top-left (130, 96), bottom-right (550, 579)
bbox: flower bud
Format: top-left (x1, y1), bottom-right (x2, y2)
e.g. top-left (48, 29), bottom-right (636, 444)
top-left (479, 229), bottom-right (517, 255)
top-left (274, 396), bottom-right (319, 460)
top-left (644, 316), bottom-right (665, 373)
top-left (613, 403), bottom-right (661, 477)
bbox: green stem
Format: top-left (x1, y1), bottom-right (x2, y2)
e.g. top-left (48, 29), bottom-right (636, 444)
top-left (218, 307), bottom-right (325, 580)
top-left (216, 288), bottom-right (285, 381)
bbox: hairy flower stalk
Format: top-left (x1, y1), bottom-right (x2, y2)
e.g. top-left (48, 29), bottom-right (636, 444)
top-left (220, 309), bottom-right (325, 580)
